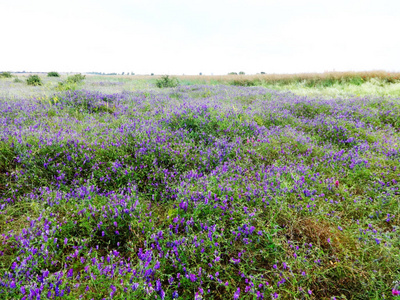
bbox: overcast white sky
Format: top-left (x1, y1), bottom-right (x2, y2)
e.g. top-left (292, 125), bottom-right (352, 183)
top-left (1, 0), bottom-right (399, 75)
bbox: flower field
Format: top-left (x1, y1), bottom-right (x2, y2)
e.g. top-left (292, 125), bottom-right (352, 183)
top-left (0, 80), bottom-right (400, 299)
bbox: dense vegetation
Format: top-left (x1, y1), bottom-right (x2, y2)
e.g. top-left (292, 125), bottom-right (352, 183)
top-left (225, 71), bottom-right (400, 87)
top-left (0, 72), bottom-right (12, 79)
top-left (0, 75), bottom-right (399, 299)
top-left (47, 72), bottom-right (60, 78)
top-left (26, 75), bottom-right (43, 86)
top-left (169, 71), bottom-right (400, 97)
top-left (155, 75), bottom-right (180, 88)
top-left (56, 74), bottom-right (87, 91)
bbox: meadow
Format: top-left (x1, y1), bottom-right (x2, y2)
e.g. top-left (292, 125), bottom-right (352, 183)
top-left (0, 72), bottom-right (399, 299)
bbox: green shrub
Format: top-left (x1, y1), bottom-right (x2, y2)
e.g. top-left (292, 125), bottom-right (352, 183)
top-left (228, 72), bottom-right (238, 75)
top-left (26, 75), bottom-right (43, 86)
top-left (239, 71), bottom-right (245, 75)
top-left (47, 71), bottom-right (60, 77)
top-left (0, 71), bottom-right (12, 78)
top-left (66, 73), bottom-right (85, 84)
top-left (13, 78), bottom-right (23, 83)
top-left (155, 75), bottom-right (179, 88)
top-left (55, 82), bottom-right (78, 91)
top-left (55, 73), bottom-right (85, 91)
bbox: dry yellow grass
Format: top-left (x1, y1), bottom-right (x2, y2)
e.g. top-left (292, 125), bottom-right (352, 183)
top-left (87, 70), bottom-right (400, 84)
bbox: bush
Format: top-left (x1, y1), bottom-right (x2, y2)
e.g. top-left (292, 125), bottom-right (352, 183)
top-left (0, 71), bottom-right (12, 78)
top-left (228, 72), bottom-right (238, 75)
top-left (155, 75), bottom-right (179, 88)
top-left (26, 75), bottom-right (43, 86)
top-left (13, 78), bottom-right (23, 83)
top-left (239, 71), bottom-right (245, 75)
top-left (47, 71), bottom-right (60, 77)
top-left (55, 82), bottom-right (77, 91)
top-left (55, 74), bottom-right (85, 91)
top-left (66, 73), bottom-right (85, 83)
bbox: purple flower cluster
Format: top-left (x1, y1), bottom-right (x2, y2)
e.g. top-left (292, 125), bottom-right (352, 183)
top-left (0, 84), bottom-right (399, 298)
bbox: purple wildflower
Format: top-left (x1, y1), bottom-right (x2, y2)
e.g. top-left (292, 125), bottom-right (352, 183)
top-left (234, 287), bottom-right (240, 299)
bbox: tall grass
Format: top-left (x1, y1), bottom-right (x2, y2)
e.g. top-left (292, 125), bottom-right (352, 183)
top-left (108, 70), bottom-right (400, 86)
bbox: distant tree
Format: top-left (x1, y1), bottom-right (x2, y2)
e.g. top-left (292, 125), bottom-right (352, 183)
top-left (199, 72), bottom-right (202, 75)
top-left (151, 73), bottom-right (154, 76)
top-left (239, 71), bottom-right (245, 75)
top-left (228, 72), bottom-right (238, 75)
top-left (122, 72), bottom-right (125, 75)
top-left (261, 72), bottom-right (266, 74)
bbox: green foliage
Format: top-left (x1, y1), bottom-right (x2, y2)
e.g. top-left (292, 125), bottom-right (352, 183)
top-left (348, 76), bottom-right (364, 86)
top-left (155, 75), bottom-right (179, 88)
top-left (26, 75), bottom-right (43, 86)
top-left (228, 72), bottom-right (238, 75)
top-left (55, 81), bottom-right (78, 91)
top-left (0, 71), bottom-right (12, 78)
top-left (230, 79), bottom-right (260, 86)
top-left (239, 71), bottom-right (245, 75)
top-left (55, 73), bottom-right (85, 91)
top-left (66, 73), bottom-right (85, 83)
top-left (13, 78), bottom-right (23, 83)
top-left (47, 71), bottom-right (60, 77)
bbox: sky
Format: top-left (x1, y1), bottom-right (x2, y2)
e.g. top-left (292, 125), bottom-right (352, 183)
top-left (1, 0), bottom-right (399, 75)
